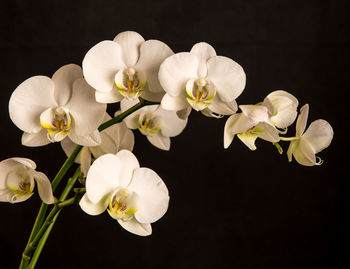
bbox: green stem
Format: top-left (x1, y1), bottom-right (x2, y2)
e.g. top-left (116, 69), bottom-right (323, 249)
top-left (20, 98), bottom-right (158, 268)
top-left (98, 97), bottom-right (159, 132)
top-left (24, 167), bottom-right (81, 269)
top-left (20, 147), bottom-right (82, 269)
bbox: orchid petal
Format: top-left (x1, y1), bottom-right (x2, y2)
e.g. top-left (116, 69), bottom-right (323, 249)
top-left (68, 129), bottom-right (101, 147)
top-left (293, 140), bottom-right (317, 166)
top-left (237, 133), bottom-right (259, 150)
top-left (22, 130), bottom-right (50, 147)
top-left (52, 64), bottom-right (83, 106)
top-left (161, 93), bottom-right (189, 111)
top-left (302, 119), bottom-right (334, 154)
top-left (80, 147), bottom-right (92, 177)
top-left (117, 218), bottom-right (152, 236)
top-left (79, 193), bottom-right (110, 215)
top-left (224, 113), bottom-right (254, 149)
top-left (239, 105), bottom-right (270, 125)
top-left (66, 78), bottom-right (106, 136)
top-left (147, 134), bottom-right (171, 151)
top-left (176, 107), bottom-right (192, 119)
top-left (157, 108), bottom-right (187, 137)
top-left (129, 167), bottom-right (169, 223)
top-left (86, 154), bottom-right (121, 203)
top-left (296, 104), bottom-right (309, 137)
top-left (256, 122), bottom-right (280, 143)
top-left (83, 40), bottom-right (125, 92)
top-left (207, 56), bottom-right (246, 102)
top-left (136, 40), bottom-right (173, 93)
top-left (190, 42), bottom-right (216, 78)
top-left (115, 150), bottom-right (140, 187)
top-left (158, 52), bottom-right (199, 97)
top-left (208, 95), bottom-right (238, 116)
top-left (32, 171), bottom-right (54, 204)
top-left (95, 89), bottom-right (124, 104)
top-left (113, 31), bottom-right (144, 67)
top-left (287, 141), bottom-right (296, 162)
top-left (9, 76), bottom-right (57, 133)
top-left (139, 86), bottom-right (165, 102)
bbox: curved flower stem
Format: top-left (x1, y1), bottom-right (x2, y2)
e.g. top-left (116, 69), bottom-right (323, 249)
top-left (20, 98), bottom-right (160, 269)
top-left (20, 146), bottom-right (83, 269)
top-left (98, 97), bottom-right (160, 132)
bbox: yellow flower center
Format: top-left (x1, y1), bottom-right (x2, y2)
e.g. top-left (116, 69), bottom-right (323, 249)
top-left (116, 67), bottom-right (146, 100)
top-left (107, 188), bottom-right (138, 222)
top-left (138, 112), bottom-right (161, 136)
top-left (40, 107), bottom-right (71, 142)
top-left (186, 78), bottom-right (215, 111)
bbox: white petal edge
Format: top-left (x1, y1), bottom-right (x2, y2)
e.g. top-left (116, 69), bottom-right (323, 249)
top-left (117, 218), bottom-right (152, 236)
top-left (130, 167), bottom-right (169, 224)
top-left (135, 39), bottom-right (174, 93)
top-left (207, 56), bottom-right (246, 102)
top-left (32, 171), bottom-right (54, 204)
top-left (22, 130), bottom-right (50, 147)
top-left (67, 78), bottom-right (106, 136)
top-left (86, 154), bottom-right (121, 203)
top-left (9, 76), bottom-right (57, 133)
top-left (83, 40), bottom-right (125, 93)
top-left (113, 31), bottom-right (145, 67)
top-left (79, 193), bottom-right (109, 216)
top-left (52, 64), bottom-right (83, 106)
top-left (158, 52), bottom-right (199, 97)
top-left (115, 150), bottom-right (140, 187)
top-left (147, 134), bottom-right (171, 151)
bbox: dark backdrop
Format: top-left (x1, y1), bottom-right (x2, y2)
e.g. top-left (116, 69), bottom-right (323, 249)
top-left (0, 0), bottom-right (349, 268)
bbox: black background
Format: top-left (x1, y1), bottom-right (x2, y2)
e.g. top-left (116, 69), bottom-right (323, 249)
top-left (0, 0), bottom-right (349, 268)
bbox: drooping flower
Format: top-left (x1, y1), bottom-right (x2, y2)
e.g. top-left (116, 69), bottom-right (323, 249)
top-left (61, 113), bottom-right (134, 176)
top-left (0, 158), bottom-right (54, 204)
top-left (287, 104), bottom-right (333, 166)
top-left (159, 42), bottom-right (246, 119)
top-left (82, 31), bottom-right (173, 103)
top-left (79, 150), bottom-right (169, 236)
top-left (120, 99), bottom-right (187, 150)
top-left (263, 90), bottom-right (299, 129)
top-left (224, 104), bottom-right (280, 150)
top-left (9, 64), bottom-right (106, 147)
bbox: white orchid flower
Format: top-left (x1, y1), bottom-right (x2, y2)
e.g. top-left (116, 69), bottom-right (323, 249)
top-left (263, 90), bottom-right (299, 129)
top-left (9, 64), bottom-right (107, 147)
top-left (82, 31), bottom-right (173, 103)
top-left (287, 104), bottom-right (333, 166)
top-left (79, 150), bottom-right (169, 236)
top-left (120, 99), bottom-right (187, 151)
top-left (224, 105), bottom-right (280, 150)
top-left (61, 113), bottom-right (134, 176)
top-left (159, 42), bottom-right (246, 119)
top-left (0, 158), bottom-right (54, 204)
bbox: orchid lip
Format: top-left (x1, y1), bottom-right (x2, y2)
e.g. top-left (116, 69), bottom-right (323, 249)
top-left (185, 78), bottom-right (216, 111)
top-left (107, 188), bottom-right (138, 222)
top-left (40, 106), bottom-right (71, 142)
top-left (115, 67), bottom-right (147, 100)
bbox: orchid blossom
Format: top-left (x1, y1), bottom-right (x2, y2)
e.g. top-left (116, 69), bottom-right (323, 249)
top-left (286, 104), bottom-right (333, 166)
top-left (79, 150), bottom-right (169, 236)
top-left (9, 64), bottom-right (106, 147)
top-left (0, 158), bottom-right (54, 204)
top-left (159, 42), bottom-right (246, 119)
top-left (61, 113), bottom-right (134, 176)
top-left (82, 31), bottom-right (173, 103)
top-left (263, 90), bottom-right (299, 130)
top-left (120, 99), bottom-right (187, 150)
top-left (224, 104), bottom-right (280, 150)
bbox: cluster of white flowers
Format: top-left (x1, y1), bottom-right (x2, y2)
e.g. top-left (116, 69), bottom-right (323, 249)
top-left (1, 31), bottom-right (333, 237)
